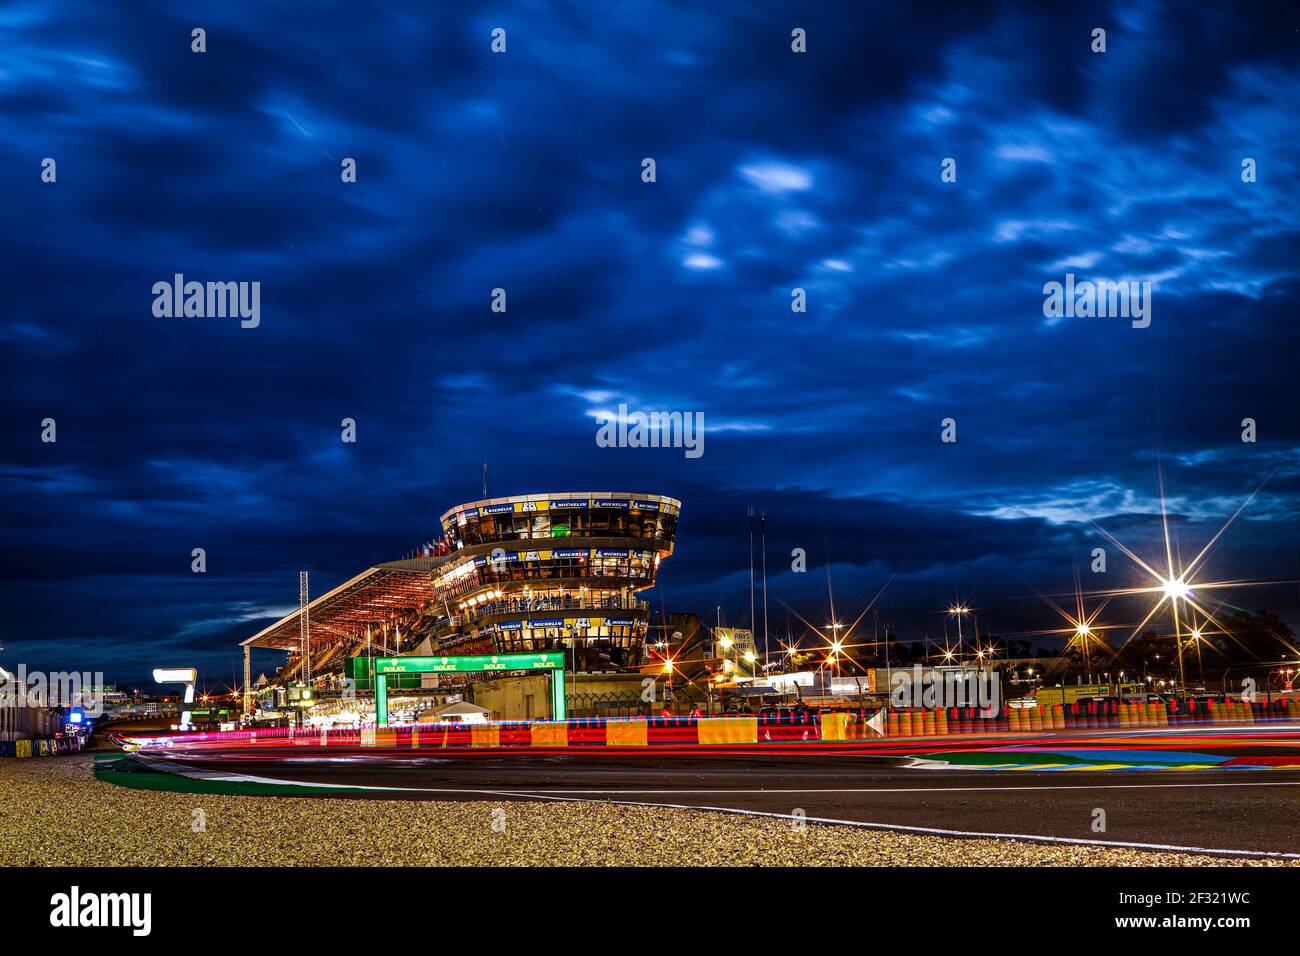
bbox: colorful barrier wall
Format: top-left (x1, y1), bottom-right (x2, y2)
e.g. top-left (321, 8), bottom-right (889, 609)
top-left (1, 736), bottom-right (85, 758)
top-left (121, 696), bottom-right (1300, 753)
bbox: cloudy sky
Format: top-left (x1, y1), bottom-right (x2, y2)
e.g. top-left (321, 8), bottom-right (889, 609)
top-left (3, 0), bottom-right (1299, 685)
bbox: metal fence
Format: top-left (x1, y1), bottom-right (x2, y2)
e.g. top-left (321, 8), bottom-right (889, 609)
top-left (566, 691), bottom-right (648, 718)
top-left (0, 703), bottom-right (62, 742)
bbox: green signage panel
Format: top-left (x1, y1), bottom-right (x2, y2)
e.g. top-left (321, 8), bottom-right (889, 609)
top-left (371, 651), bottom-right (567, 727)
top-left (374, 652), bottom-right (564, 675)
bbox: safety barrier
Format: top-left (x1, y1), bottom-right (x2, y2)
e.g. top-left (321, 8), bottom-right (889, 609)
top-left (874, 696), bottom-right (1300, 738)
top-left (125, 714), bottom-right (827, 751)
top-left (0, 736), bottom-right (84, 758)
top-left (119, 696), bottom-right (1300, 752)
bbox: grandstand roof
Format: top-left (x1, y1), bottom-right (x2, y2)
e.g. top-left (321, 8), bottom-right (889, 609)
top-left (240, 557), bottom-right (450, 652)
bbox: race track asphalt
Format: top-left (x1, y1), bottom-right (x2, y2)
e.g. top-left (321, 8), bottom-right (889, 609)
top-left (132, 726), bottom-right (1300, 858)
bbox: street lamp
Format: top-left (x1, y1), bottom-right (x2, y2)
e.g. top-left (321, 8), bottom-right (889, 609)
top-left (948, 605), bottom-right (970, 659)
top-left (1074, 623), bottom-right (1095, 684)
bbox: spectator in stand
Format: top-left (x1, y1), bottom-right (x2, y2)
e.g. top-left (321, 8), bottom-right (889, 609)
top-left (660, 704), bottom-right (672, 718)
top-left (688, 703), bottom-right (702, 719)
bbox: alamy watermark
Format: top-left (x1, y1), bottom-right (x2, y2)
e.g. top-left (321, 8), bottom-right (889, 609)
top-left (595, 404), bottom-right (704, 459)
top-left (1042, 273), bottom-right (1151, 329)
top-left (0, 665), bottom-right (106, 715)
top-left (889, 666), bottom-right (1001, 713)
top-left (152, 274), bottom-right (260, 328)
top-left (50, 886), bottom-right (151, 936)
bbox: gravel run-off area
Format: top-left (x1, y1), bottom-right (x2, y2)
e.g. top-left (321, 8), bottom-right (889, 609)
top-left (3, 754), bottom-right (1295, 867)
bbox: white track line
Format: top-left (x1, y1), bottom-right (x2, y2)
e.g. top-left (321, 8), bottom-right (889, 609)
top-left (536, 796), bottom-right (1300, 860)
top-left (144, 754), bottom-right (1300, 798)
top-left (418, 779), bottom-right (1300, 795)
top-left (141, 759), bottom-right (1300, 859)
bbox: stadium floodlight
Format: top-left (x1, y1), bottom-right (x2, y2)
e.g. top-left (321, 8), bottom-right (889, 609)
top-left (152, 667), bottom-right (197, 684)
top-left (153, 667), bottom-right (198, 731)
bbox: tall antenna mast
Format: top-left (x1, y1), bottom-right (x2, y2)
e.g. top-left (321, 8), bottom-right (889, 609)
top-left (825, 559), bottom-right (839, 691)
top-left (826, 560), bottom-right (837, 626)
top-left (482, 461), bottom-right (488, 498)
top-left (298, 571), bottom-right (311, 683)
top-left (879, 608), bottom-right (890, 698)
top-left (747, 506), bottom-right (756, 676)
top-left (760, 509), bottom-right (769, 675)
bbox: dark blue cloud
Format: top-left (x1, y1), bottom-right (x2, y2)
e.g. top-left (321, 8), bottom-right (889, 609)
top-left (2, 0), bottom-right (1299, 684)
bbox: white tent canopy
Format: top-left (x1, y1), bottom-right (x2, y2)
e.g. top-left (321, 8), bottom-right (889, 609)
top-left (428, 700), bottom-right (492, 723)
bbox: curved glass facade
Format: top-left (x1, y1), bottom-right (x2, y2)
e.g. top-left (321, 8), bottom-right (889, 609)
top-left (424, 492), bottom-right (679, 671)
top-left (441, 494), bottom-right (679, 551)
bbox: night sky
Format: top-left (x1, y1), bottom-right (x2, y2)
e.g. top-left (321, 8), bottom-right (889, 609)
top-left (3, 1), bottom-right (1299, 687)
